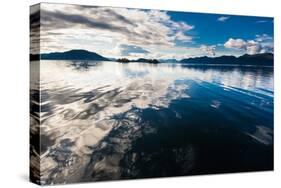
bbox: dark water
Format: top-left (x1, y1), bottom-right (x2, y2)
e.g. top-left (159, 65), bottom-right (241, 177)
top-left (30, 60), bottom-right (273, 184)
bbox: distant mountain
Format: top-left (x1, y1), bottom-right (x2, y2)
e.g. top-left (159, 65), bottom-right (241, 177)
top-left (239, 53), bottom-right (273, 65)
top-left (159, 59), bottom-right (179, 63)
top-left (180, 53), bottom-right (273, 66)
top-left (31, 49), bottom-right (273, 66)
top-left (40, 49), bottom-right (109, 61)
top-left (107, 57), bottom-right (117, 61)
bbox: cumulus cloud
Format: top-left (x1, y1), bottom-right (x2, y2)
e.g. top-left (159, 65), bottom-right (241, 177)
top-left (260, 45), bottom-right (273, 53)
top-left (224, 38), bottom-right (246, 50)
top-left (37, 3), bottom-right (195, 57)
top-left (218, 16), bottom-right (229, 22)
top-left (200, 45), bottom-right (216, 56)
top-left (246, 40), bottom-right (262, 55)
top-left (224, 36), bottom-right (273, 55)
top-left (255, 34), bottom-right (274, 53)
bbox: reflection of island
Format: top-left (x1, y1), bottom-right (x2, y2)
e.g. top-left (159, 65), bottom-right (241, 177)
top-left (30, 49), bottom-right (273, 66)
top-left (117, 58), bottom-right (160, 64)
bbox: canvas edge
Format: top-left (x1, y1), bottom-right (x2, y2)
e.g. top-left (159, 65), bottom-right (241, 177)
top-left (30, 3), bottom-right (42, 185)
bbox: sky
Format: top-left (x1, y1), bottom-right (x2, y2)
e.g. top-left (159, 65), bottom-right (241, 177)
top-left (30, 3), bottom-right (274, 59)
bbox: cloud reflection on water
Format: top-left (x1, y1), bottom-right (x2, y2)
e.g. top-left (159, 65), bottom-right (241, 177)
top-left (33, 61), bottom-right (273, 184)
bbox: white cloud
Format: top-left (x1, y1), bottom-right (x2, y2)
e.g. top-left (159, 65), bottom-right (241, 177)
top-left (218, 16), bottom-right (230, 22)
top-left (173, 31), bottom-right (193, 42)
top-left (224, 37), bottom-right (273, 55)
top-left (255, 34), bottom-right (274, 53)
top-left (200, 45), bottom-right (216, 56)
top-left (224, 38), bottom-right (246, 49)
top-left (255, 34), bottom-right (273, 43)
top-left (169, 21), bottom-right (194, 31)
top-left (246, 40), bottom-right (262, 55)
top-left (38, 3), bottom-right (195, 59)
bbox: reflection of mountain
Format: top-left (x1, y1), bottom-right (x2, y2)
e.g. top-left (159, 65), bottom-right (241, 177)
top-left (40, 49), bottom-right (109, 61)
top-left (180, 53), bottom-right (273, 66)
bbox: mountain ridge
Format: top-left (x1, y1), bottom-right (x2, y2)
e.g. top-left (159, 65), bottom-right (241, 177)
top-left (30, 49), bottom-right (273, 66)
top-left (39, 49), bottom-right (109, 61)
top-left (180, 53), bottom-right (273, 66)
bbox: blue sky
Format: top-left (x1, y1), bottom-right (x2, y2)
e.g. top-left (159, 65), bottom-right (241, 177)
top-left (168, 11), bottom-right (273, 56)
top-left (169, 12), bottom-right (273, 45)
top-left (36, 3), bottom-right (274, 59)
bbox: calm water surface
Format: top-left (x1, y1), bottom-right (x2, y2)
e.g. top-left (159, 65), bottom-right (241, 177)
top-left (30, 60), bottom-right (273, 184)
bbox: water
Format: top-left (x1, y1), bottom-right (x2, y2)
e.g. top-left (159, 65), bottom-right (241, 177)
top-left (30, 60), bottom-right (273, 184)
